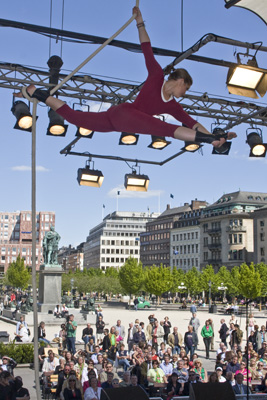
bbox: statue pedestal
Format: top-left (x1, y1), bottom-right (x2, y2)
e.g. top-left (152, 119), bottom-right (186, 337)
top-left (38, 264), bottom-right (63, 313)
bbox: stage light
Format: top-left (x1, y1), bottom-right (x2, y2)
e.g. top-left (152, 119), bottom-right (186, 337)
top-left (148, 136), bottom-right (171, 150)
top-left (11, 100), bottom-right (34, 132)
top-left (246, 130), bottom-right (267, 157)
top-left (124, 170), bottom-right (149, 192)
top-left (212, 142), bottom-right (232, 156)
top-left (119, 133), bottom-right (139, 145)
top-left (75, 127), bottom-right (94, 138)
top-left (47, 108), bottom-right (68, 136)
top-left (181, 141), bottom-right (202, 152)
top-left (77, 164), bottom-right (104, 187)
top-left (226, 54), bottom-right (267, 99)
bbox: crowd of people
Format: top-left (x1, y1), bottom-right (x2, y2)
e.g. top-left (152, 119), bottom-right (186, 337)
top-left (6, 309), bottom-right (263, 399)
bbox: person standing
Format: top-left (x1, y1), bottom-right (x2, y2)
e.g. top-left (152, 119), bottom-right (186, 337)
top-left (201, 320), bottom-right (213, 359)
top-left (163, 316), bottom-right (172, 344)
top-left (127, 322), bottom-right (134, 352)
top-left (66, 314), bottom-right (77, 354)
top-left (219, 319), bottom-right (228, 347)
top-left (96, 315), bottom-right (105, 344)
top-left (168, 327), bottom-right (183, 355)
top-left (189, 313), bottom-right (200, 349)
top-left (190, 303), bottom-right (197, 316)
top-left (208, 318), bottom-right (215, 351)
top-left (184, 325), bottom-right (198, 360)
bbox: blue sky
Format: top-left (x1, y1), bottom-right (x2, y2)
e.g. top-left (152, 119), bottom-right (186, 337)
top-left (1, 0), bottom-right (267, 247)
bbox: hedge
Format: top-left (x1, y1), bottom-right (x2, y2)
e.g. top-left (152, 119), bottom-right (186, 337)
top-left (0, 342), bottom-right (34, 363)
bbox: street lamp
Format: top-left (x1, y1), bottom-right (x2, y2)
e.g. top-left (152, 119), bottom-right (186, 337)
top-left (208, 280), bottom-right (212, 308)
top-left (178, 282), bottom-right (187, 304)
top-left (218, 282), bottom-right (228, 302)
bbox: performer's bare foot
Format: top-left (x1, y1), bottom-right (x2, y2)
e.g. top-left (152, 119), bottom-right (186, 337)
top-left (13, 84), bottom-right (37, 99)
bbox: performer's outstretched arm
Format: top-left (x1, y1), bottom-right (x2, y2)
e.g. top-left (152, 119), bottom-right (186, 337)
top-left (133, 6), bottom-right (150, 43)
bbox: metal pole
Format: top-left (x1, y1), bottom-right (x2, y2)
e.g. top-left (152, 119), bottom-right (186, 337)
top-left (31, 98), bottom-right (42, 400)
top-left (209, 280), bottom-right (212, 309)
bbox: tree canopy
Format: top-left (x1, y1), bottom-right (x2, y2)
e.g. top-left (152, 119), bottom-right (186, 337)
top-left (6, 255), bottom-right (30, 289)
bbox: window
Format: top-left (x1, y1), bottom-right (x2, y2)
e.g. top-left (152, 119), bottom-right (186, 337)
top-left (196, 232), bottom-right (198, 239)
top-left (204, 252), bottom-right (208, 261)
top-left (191, 232), bottom-right (194, 239)
top-left (239, 234), bottom-right (242, 244)
top-left (260, 233), bottom-right (265, 241)
top-left (261, 248), bottom-right (265, 256)
top-left (260, 221), bottom-right (265, 227)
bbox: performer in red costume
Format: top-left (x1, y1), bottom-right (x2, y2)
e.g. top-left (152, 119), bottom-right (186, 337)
top-left (22, 6), bottom-right (236, 147)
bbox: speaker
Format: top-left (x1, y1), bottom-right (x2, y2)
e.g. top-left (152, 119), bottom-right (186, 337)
top-left (189, 382), bottom-right (235, 400)
top-left (100, 386), bottom-right (149, 400)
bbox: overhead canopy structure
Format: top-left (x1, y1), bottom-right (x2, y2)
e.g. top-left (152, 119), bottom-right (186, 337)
top-left (225, 0), bottom-right (267, 27)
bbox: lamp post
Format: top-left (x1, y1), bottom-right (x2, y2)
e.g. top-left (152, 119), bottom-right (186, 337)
top-left (178, 282), bottom-right (187, 304)
top-left (209, 280), bottom-right (212, 308)
top-left (218, 282), bottom-right (228, 302)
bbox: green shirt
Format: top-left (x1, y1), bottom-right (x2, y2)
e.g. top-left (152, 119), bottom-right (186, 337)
top-left (66, 320), bottom-right (77, 337)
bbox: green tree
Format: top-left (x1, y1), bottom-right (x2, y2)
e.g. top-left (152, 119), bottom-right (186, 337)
top-left (144, 265), bottom-right (173, 302)
top-left (170, 268), bottom-right (185, 293)
top-left (119, 258), bottom-right (144, 295)
top-left (199, 264), bottom-right (217, 293)
top-left (255, 263), bottom-right (267, 296)
top-left (105, 267), bottom-right (119, 278)
top-left (229, 266), bottom-right (240, 297)
top-left (185, 267), bottom-right (201, 296)
top-left (6, 255), bottom-right (30, 289)
top-left (239, 263), bottom-right (262, 299)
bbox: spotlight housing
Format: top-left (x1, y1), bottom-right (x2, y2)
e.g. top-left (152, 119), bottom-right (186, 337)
top-left (148, 136), bottom-right (171, 150)
top-left (119, 133), bottom-right (139, 145)
top-left (47, 108), bottom-right (68, 136)
top-left (77, 166), bottom-right (104, 187)
top-left (181, 141), bottom-right (202, 153)
top-left (11, 100), bottom-right (34, 132)
top-left (124, 171), bottom-right (149, 192)
top-left (226, 55), bottom-right (267, 99)
top-left (212, 142), bottom-right (232, 156)
top-left (75, 127), bottom-right (94, 138)
top-left (246, 130), bottom-right (267, 157)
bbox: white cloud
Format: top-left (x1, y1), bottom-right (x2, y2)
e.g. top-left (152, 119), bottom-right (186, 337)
top-left (11, 165), bottom-right (50, 172)
top-left (108, 185), bottom-right (164, 199)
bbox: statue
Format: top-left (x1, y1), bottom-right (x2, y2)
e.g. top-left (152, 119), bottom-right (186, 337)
top-left (82, 296), bottom-right (96, 312)
top-left (21, 297), bottom-right (33, 312)
top-left (42, 226), bottom-right (61, 265)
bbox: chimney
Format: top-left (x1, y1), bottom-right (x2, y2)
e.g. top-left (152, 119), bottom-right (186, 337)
top-left (167, 204), bottom-right (170, 210)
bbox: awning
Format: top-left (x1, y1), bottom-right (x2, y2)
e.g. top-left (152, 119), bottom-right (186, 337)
top-left (225, 0), bottom-right (267, 27)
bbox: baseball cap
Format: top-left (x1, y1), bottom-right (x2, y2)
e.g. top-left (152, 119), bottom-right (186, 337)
top-left (216, 367), bottom-right (222, 371)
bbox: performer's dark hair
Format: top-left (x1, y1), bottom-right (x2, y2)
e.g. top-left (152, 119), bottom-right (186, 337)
top-left (167, 67), bottom-right (193, 86)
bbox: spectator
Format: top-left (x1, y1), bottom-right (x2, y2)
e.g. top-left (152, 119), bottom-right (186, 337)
top-left (74, 355), bottom-right (88, 383)
top-left (147, 360), bottom-right (167, 395)
top-left (63, 375), bottom-right (83, 400)
top-left (116, 343), bottom-right (130, 371)
top-left (219, 319), bottom-right (228, 347)
top-left (163, 316), bottom-right (172, 344)
top-left (190, 304), bottom-right (197, 316)
top-left (225, 371), bottom-right (235, 386)
top-left (127, 322), bottom-right (134, 352)
top-left (0, 371), bottom-right (14, 400)
top-left (82, 324), bottom-right (95, 345)
top-left (168, 327), bottom-right (183, 355)
top-left (84, 377), bottom-right (102, 400)
top-left (200, 320), bottom-right (213, 359)
top-left (42, 350), bottom-right (59, 383)
top-left (235, 360), bottom-right (251, 382)
top-left (182, 371), bottom-right (200, 395)
top-left (99, 363), bottom-right (119, 384)
top-left (0, 356), bottom-right (17, 375)
top-left (96, 316), bottom-right (105, 344)
top-left (91, 345), bottom-right (102, 364)
top-left (166, 372), bottom-right (182, 398)
top-left (15, 315), bottom-right (28, 336)
top-left (193, 359), bottom-right (207, 383)
top-left (15, 324), bottom-right (30, 343)
top-left (152, 320), bottom-right (164, 352)
top-left (160, 354), bottom-right (173, 378)
top-left (66, 314), bottom-right (77, 354)
top-left (115, 320), bottom-right (125, 340)
top-left (233, 373), bottom-right (251, 394)
top-left (61, 304), bottom-right (69, 318)
top-left (226, 355), bottom-right (240, 374)
top-left (54, 304), bottom-right (61, 318)
top-left (101, 372), bottom-right (114, 389)
top-left (133, 326), bottom-right (146, 345)
top-left (14, 376), bottom-right (30, 400)
top-left (96, 304), bottom-right (103, 318)
top-left (216, 367), bottom-right (226, 382)
top-left (184, 325), bottom-right (198, 360)
top-left (173, 360), bottom-right (188, 389)
top-left (209, 372), bottom-right (219, 383)
top-left (38, 322), bottom-right (49, 345)
top-left (59, 323), bottom-right (67, 349)
top-left (111, 378), bottom-right (120, 388)
top-left (119, 371), bottom-right (131, 387)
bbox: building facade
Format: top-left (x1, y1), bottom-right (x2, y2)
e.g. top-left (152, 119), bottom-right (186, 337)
top-left (140, 200), bottom-right (207, 268)
top-left (58, 243), bottom-right (84, 272)
top-left (0, 210), bottom-right (55, 275)
top-left (199, 191), bottom-right (267, 271)
top-left (170, 206), bottom-right (207, 271)
top-left (83, 211), bottom-right (159, 270)
top-left (253, 205), bottom-right (267, 264)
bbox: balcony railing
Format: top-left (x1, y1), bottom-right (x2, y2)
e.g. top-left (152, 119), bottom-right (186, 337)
top-left (226, 225), bottom-right (246, 232)
top-left (206, 228), bottom-right (221, 234)
top-left (207, 243), bottom-right (221, 249)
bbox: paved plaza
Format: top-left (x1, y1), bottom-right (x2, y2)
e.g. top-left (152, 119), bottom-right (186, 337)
top-left (1, 305), bottom-right (266, 399)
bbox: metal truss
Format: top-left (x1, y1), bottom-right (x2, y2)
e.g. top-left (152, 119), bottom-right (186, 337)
top-left (1, 62), bottom-right (267, 129)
